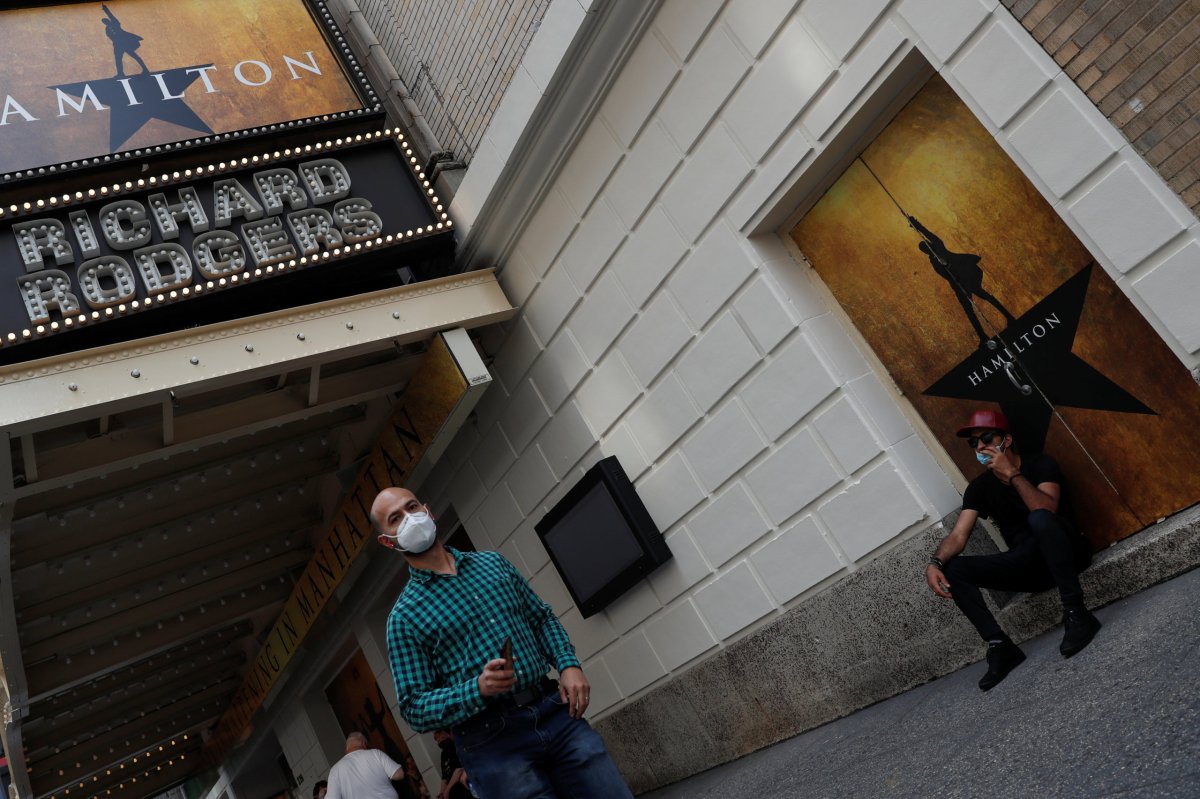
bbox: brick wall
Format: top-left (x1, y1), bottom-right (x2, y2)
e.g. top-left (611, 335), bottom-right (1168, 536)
top-left (1003, 0), bottom-right (1200, 217)
top-left (354, 0), bottom-right (551, 163)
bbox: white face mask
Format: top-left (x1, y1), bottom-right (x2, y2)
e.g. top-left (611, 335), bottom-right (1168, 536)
top-left (383, 511), bottom-right (437, 554)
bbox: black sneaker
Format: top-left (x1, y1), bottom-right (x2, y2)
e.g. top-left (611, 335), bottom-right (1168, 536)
top-left (978, 640), bottom-right (1026, 691)
top-left (1060, 608), bottom-right (1101, 658)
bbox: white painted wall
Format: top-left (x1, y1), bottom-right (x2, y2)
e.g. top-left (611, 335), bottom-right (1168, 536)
top-left (422, 0), bottom-right (1200, 727)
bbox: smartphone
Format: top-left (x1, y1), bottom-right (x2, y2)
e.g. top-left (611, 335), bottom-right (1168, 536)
top-left (500, 637), bottom-right (513, 666)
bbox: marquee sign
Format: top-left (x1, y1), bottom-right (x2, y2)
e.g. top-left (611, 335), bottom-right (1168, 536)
top-left (0, 0), bottom-right (375, 182)
top-left (0, 129), bottom-right (451, 359)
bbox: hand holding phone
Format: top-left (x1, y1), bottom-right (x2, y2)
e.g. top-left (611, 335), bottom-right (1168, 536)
top-left (478, 638), bottom-right (517, 697)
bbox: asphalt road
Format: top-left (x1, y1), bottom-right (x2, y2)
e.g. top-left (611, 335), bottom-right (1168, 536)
top-left (643, 564), bottom-right (1200, 798)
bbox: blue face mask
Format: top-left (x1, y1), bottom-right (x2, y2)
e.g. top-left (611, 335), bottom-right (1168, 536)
top-left (976, 451), bottom-right (992, 465)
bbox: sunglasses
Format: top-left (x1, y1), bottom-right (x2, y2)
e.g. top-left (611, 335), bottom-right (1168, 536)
top-left (966, 430), bottom-right (1005, 449)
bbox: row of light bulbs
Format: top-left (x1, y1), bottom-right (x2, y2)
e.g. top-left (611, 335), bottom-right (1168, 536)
top-left (32, 481), bottom-right (311, 586)
top-left (48, 735), bottom-right (191, 799)
top-left (48, 535), bottom-right (294, 633)
top-left (45, 630), bottom-right (241, 714)
top-left (1, 129), bottom-right (415, 219)
top-left (60, 578), bottom-right (290, 666)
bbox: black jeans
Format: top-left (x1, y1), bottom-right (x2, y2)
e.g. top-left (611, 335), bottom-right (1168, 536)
top-left (944, 509), bottom-right (1093, 641)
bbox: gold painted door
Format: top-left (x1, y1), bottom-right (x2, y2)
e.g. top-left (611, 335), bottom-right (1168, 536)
top-left (791, 75), bottom-right (1200, 548)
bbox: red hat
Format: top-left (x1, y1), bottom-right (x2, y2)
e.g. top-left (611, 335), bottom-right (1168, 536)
top-left (955, 408), bottom-right (1010, 438)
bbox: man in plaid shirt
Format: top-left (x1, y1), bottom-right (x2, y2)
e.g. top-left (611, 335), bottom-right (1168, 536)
top-left (372, 486), bottom-right (634, 799)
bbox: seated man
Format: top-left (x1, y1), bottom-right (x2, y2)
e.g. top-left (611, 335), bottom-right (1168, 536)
top-left (925, 409), bottom-right (1101, 690)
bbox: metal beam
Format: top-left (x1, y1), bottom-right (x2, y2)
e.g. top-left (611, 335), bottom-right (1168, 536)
top-left (22, 359), bottom-right (404, 495)
top-left (13, 408), bottom-right (362, 510)
top-left (0, 270), bottom-right (514, 433)
top-left (25, 654), bottom-right (245, 752)
top-left (29, 625), bottom-right (249, 718)
top-left (30, 672), bottom-right (237, 765)
top-left (162, 397), bottom-right (175, 447)
top-left (13, 457), bottom-right (330, 564)
top-left (0, 432), bottom-right (35, 799)
top-left (16, 517), bottom-right (316, 620)
top-left (20, 434), bottom-right (38, 484)
top-left (23, 549), bottom-right (309, 660)
top-left (28, 584), bottom-right (288, 699)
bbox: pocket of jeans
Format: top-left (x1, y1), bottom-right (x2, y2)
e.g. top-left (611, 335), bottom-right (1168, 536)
top-left (455, 715), bottom-right (507, 752)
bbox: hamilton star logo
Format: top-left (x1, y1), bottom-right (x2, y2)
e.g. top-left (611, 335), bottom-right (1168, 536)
top-left (923, 263), bottom-right (1154, 454)
top-left (52, 69), bottom-right (215, 152)
top-left (50, 4), bottom-right (213, 153)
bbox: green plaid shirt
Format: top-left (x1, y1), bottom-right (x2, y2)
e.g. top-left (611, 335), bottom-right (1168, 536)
top-left (386, 547), bottom-right (581, 732)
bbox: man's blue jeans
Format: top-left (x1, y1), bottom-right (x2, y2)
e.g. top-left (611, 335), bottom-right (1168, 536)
top-left (452, 691), bottom-right (634, 799)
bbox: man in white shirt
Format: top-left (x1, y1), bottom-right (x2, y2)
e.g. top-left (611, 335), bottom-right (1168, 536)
top-left (324, 732), bottom-right (406, 799)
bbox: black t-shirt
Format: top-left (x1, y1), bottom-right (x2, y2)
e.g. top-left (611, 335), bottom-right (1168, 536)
top-left (962, 453), bottom-right (1069, 545)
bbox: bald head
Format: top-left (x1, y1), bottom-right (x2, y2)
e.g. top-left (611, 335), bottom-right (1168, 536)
top-left (345, 732), bottom-right (368, 753)
top-left (371, 487), bottom-right (419, 533)
top-left (371, 487), bottom-right (436, 552)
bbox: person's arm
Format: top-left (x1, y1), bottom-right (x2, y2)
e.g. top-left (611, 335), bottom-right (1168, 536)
top-left (925, 508), bottom-right (977, 599)
top-left (907, 216), bottom-right (945, 249)
top-left (387, 609), bottom-right (489, 733)
top-left (984, 446), bottom-right (1059, 512)
top-left (503, 557), bottom-right (580, 674)
top-left (324, 778), bottom-right (340, 799)
top-left (501, 557), bottom-right (590, 716)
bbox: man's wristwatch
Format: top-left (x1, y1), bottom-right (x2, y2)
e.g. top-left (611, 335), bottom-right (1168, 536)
top-left (928, 556), bottom-right (945, 570)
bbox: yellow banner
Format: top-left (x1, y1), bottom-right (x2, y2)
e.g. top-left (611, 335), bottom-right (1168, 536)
top-left (203, 334), bottom-right (469, 763)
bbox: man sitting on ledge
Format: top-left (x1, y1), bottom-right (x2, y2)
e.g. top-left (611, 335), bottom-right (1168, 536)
top-left (925, 409), bottom-right (1101, 690)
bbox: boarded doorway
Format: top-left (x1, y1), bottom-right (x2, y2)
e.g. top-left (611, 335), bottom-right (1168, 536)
top-left (791, 75), bottom-right (1200, 548)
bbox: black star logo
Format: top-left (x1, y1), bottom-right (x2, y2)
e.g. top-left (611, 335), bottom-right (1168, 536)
top-left (52, 66), bottom-right (214, 152)
top-left (923, 263), bottom-right (1154, 454)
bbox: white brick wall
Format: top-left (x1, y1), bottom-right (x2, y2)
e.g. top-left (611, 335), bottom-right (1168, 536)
top-left (427, 0), bottom-right (1200, 724)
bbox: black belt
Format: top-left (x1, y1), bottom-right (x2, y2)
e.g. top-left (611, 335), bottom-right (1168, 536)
top-left (488, 677), bottom-right (557, 711)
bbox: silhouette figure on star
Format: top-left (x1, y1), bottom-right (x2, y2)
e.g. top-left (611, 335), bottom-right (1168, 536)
top-left (908, 215), bottom-right (1016, 346)
top-left (101, 5), bottom-right (148, 78)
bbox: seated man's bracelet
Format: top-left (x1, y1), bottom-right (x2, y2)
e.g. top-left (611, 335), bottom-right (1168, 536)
top-left (929, 556), bottom-right (945, 570)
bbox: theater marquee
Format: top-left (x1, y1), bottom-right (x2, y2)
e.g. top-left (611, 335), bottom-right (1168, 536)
top-left (0, 130), bottom-right (451, 361)
top-left (0, 0), bottom-right (372, 180)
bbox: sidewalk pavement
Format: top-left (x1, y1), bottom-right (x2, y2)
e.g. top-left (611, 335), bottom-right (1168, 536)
top-left (642, 564), bottom-right (1200, 799)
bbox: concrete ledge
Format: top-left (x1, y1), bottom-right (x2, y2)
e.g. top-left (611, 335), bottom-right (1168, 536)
top-left (596, 504), bottom-right (1200, 794)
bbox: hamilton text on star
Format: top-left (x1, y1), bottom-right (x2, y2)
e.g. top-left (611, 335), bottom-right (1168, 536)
top-left (968, 313), bottom-right (1062, 386)
top-left (0, 52), bottom-right (326, 126)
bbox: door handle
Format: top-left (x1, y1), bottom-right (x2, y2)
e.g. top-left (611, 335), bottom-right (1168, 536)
top-left (1004, 361), bottom-right (1032, 396)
